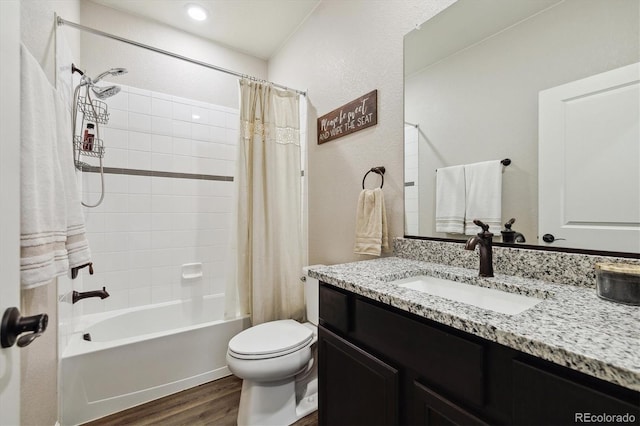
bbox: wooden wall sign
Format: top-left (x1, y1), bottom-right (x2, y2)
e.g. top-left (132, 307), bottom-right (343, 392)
top-left (317, 90), bottom-right (377, 144)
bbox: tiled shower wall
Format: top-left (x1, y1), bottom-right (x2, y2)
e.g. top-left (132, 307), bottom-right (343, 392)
top-left (78, 84), bottom-right (239, 314)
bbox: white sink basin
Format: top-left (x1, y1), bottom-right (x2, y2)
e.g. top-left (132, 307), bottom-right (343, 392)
top-left (392, 275), bottom-right (542, 315)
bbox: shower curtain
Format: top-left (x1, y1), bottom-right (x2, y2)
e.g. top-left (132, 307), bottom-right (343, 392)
top-left (225, 79), bottom-right (305, 325)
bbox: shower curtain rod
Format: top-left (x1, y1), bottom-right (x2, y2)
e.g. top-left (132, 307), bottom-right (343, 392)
top-left (56, 16), bottom-right (307, 97)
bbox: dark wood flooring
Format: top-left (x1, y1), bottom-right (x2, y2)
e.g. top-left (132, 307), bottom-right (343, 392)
top-left (84, 375), bottom-right (318, 426)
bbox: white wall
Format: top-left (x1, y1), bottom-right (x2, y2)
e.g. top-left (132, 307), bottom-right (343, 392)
top-left (405, 0), bottom-right (640, 241)
top-left (268, 0), bottom-right (455, 265)
top-left (78, 0), bottom-right (268, 109)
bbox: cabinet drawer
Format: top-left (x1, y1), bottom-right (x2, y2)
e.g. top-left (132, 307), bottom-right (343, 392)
top-left (319, 283), bottom-right (350, 334)
top-left (512, 359), bottom-right (640, 425)
top-left (414, 380), bottom-right (489, 426)
top-left (353, 298), bottom-right (485, 407)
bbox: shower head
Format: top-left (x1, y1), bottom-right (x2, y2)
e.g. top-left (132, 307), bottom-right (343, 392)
top-left (92, 67), bottom-right (128, 84)
top-left (91, 85), bottom-right (121, 99)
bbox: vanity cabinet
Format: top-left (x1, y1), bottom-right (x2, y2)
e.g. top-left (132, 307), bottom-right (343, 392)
top-left (318, 282), bottom-right (639, 426)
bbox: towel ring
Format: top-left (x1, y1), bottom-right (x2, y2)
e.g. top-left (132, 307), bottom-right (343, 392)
top-left (362, 166), bottom-right (385, 189)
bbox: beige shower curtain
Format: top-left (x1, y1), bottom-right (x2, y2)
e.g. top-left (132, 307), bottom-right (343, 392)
top-left (225, 79), bottom-right (305, 325)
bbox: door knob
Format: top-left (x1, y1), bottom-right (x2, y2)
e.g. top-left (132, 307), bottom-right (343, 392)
top-left (1, 307), bottom-right (48, 348)
top-left (542, 234), bottom-right (566, 243)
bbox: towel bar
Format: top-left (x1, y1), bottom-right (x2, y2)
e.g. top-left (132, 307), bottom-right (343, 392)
top-left (362, 166), bottom-right (385, 189)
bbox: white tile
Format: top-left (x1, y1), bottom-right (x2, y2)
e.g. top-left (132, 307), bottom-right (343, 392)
top-left (151, 285), bottom-right (174, 303)
top-left (152, 231), bottom-right (174, 249)
top-left (100, 251), bottom-right (130, 272)
top-left (102, 270), bottom-right (132, 292)
top-left (225, 129), bottom-right (239, 145)
top-left (192, 123), bottom-right (214, 142)
top-left (151, 266), bottom-right (173, 286)
top-left (83, 211), bottom-right (106, 233)
top-left (129, 194), bottom-right (151, 213)
top-left (103, 232), bottom-right (129, 252)
top-left (129, 231), bottom-right (151, 250)
top-left (172, 120), bottom-right (191, 139)
top-left (151, 213), bottom-right (173, 231)
top-left (212, 126), bottom-right (226, 144)
top-left (172, 102), bottom-right (191, 122)
top-left (104, 289), bottom-right (129, 312)
top-left (151, 177), bottom-right (172, 195)
top-left (105, 174), bottom-right (129, 193)
top-left (128, 131), bottom-right (152, 152)
top-left (100, 193), bottom-right (128, 212)
top-left (128, 213), bottom-right (152, 231)
top-left (128, 93), bottom-right (151, 115)
top-left (173, 155), bottom-right (194, 174)
top-left (128, 86), bottom-right (151, 96)
top-left (128, 112), bottom-right (151, 133)
top-left (107, 109), bottom-right (128, 130)
top-left (152, 116), bottom-right (172, 136)
top-left (191, 106), bottom-right (213, 125)
top-left (225, 112), bottom-right (240, 130)
top-left (172, 137), bottom-right (192, 156)
top-left (102, 127), bottom-right (128, 149)
top-left (152, 195), bottom-right (175, 213)
top-left (128, 150), bottom-right (152, 170)
top-left (129, 287), bottom-right (151, 307)
top-left (105, 148), bottom-right (128, 168)
top-left (105, 91), bottom-right (128, 111)
top-left (152, 134), bottom-right (173, 154)
top-left (151, 97), bottom-right (172, 118)
top-left (152, 153), bottom-right (173, 172)
top-left (105, 213), bottom-right (131, 232)
top-left (128, 268), bottom-right (151, 288)
top-left (129, 250), bottom-right (153, 269)
top-left (211, 110), bottom-right (226, 127)
top-left (129, 175), bottom-right (152, 194)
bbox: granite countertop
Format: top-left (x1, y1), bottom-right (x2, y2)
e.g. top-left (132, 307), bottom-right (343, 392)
top-left (309, 257), bottom-right (640, 392)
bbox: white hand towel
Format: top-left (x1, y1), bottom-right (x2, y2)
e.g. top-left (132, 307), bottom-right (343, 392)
top-left (354, 188), bottom-right (389, 256)
top-left (20, 44), bottom-right (91, 288)
top-left (464, 160), bottom-right (503, 235)
top-left (435, 165), bottom-right (466, 234)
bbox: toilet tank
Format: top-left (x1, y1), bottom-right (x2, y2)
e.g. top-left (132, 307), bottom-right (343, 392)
top-left (302, 265), bottom-right (324, 325)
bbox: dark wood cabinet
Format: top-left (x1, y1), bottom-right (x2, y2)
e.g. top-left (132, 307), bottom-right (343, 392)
top-left (318, 326), bottom-right (399, 426)
top-left (318, 282), bottom-right (639, 426)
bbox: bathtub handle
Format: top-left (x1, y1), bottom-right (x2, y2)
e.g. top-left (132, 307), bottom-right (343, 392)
top-left (1, 307), bottom-right (48, 348)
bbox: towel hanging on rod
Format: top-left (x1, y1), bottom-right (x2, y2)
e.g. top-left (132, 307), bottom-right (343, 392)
top-left (436, 158), bottom-right (511, 172)
top-left (362, 166), bottom-right (385, 189)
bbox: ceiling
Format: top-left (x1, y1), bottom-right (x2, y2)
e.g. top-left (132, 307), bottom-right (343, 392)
top-left (89, 0), bottom-right (321, 60)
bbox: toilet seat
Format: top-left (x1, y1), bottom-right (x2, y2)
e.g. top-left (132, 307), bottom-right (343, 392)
top-left (228, 319), bottom-right (313, 360)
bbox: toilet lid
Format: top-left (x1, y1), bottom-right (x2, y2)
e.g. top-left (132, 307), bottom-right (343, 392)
top-left (228, 319), bottom-right (313, 359)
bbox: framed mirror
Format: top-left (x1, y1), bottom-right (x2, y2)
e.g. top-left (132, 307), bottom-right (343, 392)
top-left (404, 0), bottom-right (639, 254)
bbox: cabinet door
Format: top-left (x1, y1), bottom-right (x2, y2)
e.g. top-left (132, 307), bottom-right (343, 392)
top-left (318, 326), bottom-right (399, 426)
top-left (512, 359), bottom-right (640, 425)
top-left (413, 380), bottom-right (489, 426)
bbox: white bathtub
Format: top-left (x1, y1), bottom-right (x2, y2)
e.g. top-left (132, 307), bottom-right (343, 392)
top-left (60, 294), bottom-right (249, 425)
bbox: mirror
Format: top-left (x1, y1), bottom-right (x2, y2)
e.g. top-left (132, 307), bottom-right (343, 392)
top-left (404, 0), bottom-right (640, 253)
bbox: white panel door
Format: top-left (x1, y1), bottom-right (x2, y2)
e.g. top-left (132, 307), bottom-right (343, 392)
top-left (0, 1), bottom-right (22, 424)
top-left (539, 62), bottom-right (640, 252)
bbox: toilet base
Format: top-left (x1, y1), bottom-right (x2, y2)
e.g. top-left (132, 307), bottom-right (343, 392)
top-left (237, 378), bottom-right (318, 426)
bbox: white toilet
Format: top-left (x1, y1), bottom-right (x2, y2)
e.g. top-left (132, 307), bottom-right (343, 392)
top-left (226, 266), bottom-right (321, 426)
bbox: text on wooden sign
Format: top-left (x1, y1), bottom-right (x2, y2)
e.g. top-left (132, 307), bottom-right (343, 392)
top-left (317, 90), bottom-right (377, 144)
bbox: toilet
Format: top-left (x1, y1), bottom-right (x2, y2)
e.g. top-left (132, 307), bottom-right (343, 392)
top-left (226, 266), bottom-right (321, 426)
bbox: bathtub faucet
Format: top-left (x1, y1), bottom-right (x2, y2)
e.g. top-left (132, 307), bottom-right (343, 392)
top-left (72, 287), bottom-right (110, 304)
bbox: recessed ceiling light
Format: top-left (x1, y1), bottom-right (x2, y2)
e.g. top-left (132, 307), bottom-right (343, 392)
top-left (186, 4), bottom-right (208, 21)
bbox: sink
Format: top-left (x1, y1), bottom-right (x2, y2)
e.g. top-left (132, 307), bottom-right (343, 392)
top-left (392, 275), bottom-right (543, 315)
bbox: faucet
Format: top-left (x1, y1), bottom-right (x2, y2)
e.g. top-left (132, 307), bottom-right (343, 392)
top-left (72, 287), bottom-right (110, 304)
top-left (500, 218), bottom-right (526, 244)
top-left (465, 220), bottom-right (494, 277)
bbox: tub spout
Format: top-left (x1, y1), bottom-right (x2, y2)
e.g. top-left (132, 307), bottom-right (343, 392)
top-left (72, 287), bottom-right (110, 304)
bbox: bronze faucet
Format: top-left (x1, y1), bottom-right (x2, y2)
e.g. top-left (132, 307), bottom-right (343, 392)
top-left (465, 220), bottom-right (494, 277)
top-left (72, 287), bottom-right (110, 304)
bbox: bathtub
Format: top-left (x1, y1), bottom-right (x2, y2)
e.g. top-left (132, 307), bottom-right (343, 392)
top-left (60, 294), bottom-right (249, 425)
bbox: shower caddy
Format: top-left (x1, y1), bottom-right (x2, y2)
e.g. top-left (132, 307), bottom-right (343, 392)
top-left (73, 94), bottom-right (107, 165)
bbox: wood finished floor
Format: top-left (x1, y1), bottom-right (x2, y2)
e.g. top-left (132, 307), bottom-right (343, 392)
top-left (84, 375), bottom-right (318, 426)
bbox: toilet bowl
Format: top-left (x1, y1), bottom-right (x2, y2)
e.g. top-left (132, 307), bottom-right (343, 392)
top-left (226, 266), bottom-right (322, 426)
